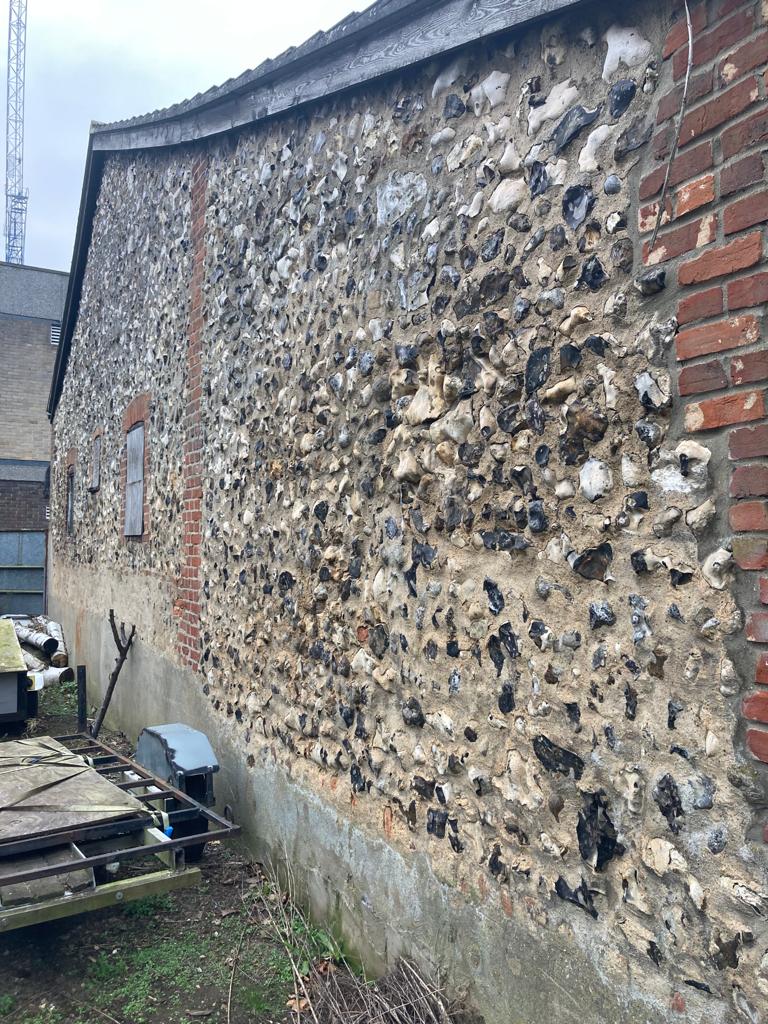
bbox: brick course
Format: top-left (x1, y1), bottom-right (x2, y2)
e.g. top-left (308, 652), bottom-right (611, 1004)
top-left (678, 230), bottom-right (763, 285)
top-left (175, 152), bottom-right (208, 669)
top-left (678, 359), bottom-right (728, 395)
top-left (676, 284), bottom-right (723, 325)
top-left (720, 152), bottom-right (764, 195)
top-left (684, 389), bottom-right (765, 431)
top-left (675, 314), bottom-right (759, 359)
top-left (727, 270), bottom-right (768, 309)
top-left (723, 188), bottom-right (768, 234)
top-left (731, 464), bottom-right (768, 496)
top-left (672, 7), bottom-right (755, 79)
top-left (652, 0), bottom-right (768, 820)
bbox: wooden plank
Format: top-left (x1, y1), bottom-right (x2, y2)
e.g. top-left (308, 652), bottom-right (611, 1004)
top-left (0, 866), bottom-right (201, 932)
top-left (0, 736), bottom-right (149, 844)
top-left (91, 0), bottom-right (585, 152)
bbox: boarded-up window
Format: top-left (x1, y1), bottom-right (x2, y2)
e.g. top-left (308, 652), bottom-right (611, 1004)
top-left (66, 469), bottom-right (75, 535)
top-left (89, 435), bottom-right (101, 492)
top-left (124, 423), bottom-right (145, 537)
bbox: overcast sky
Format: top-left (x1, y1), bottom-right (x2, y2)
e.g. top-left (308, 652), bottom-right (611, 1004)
top-left (7, 0), bottom-right (363, 271)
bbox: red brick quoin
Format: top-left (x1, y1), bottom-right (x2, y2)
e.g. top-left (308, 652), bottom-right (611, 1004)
top-left (174, 152), bottom-right (208, 671)
top-left (647, 0), bottom-right (768, 835)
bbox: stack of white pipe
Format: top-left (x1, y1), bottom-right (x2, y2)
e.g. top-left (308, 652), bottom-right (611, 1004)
top-left (0, 613), bottom-right (71, 685)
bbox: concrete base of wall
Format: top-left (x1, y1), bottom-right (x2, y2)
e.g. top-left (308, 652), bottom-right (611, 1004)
top-left (49, 595), bottom-right (722, 1024)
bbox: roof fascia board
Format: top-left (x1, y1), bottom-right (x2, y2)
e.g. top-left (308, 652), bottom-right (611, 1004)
top-left (47, 141), bottom-right (104, 419)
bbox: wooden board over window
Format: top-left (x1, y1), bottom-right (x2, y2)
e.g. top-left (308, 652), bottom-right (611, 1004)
top-left (89, 435), bottom-right (101, 492)
top-left (65, 469), bottom-right (74, 535)
top-left (125, 422), bottom-right (145, 537)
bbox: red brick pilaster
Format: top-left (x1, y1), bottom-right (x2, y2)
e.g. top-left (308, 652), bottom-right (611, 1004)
top-left (642, 0), bottom-right (768, 833)
top-left (175, 151), bottom-right (208, 669)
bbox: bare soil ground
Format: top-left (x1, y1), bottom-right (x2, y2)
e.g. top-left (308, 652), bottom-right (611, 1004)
top-left (0, 681), bottom-right (294, 1024)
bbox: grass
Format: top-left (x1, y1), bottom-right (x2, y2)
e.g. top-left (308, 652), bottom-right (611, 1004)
top-left (11, 907), bottom-right (292, 1024)
top-left (122, 892), bottom-right (175, 918)
top-left (239, 946), bottom-right (295, 1017)
top-left (74, 891), bottom-right (295, 1023)
top-left (82, 928), bottom-right (230, 1022)
top-left (39, 678), bottom-right (77, 719)
top-left (17, 1008), bottom-right (89, 1024)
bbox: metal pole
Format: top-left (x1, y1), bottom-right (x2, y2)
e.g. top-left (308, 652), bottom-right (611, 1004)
top-left (76, 664), bottom-right (87, 733)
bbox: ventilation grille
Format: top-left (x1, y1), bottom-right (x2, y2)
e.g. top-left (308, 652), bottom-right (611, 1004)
top-left (50, 322), bottom-right (61, 345)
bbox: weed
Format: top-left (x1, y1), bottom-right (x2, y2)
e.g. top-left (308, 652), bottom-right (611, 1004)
top-left (0, 995), bottom-right (14, 1017)
top-left (40, 679), bottom-right (77, 719)
top-left (289, 918), bottom-right (342, 975)
top-left (18, 1007), bottom-right (67, 1024)
top-left (83, 918), bottom-right (242, 1023)
top-left (266, 945), bottom-right (294, 985)
top-left (241, 986), bottom-right (274, 1014)
top-left (123, 892), bottom-right (174, 918)
top-left (89, 953), bottom-right (122, 983)
top-left (238, 943), bottom-right (294, 1017)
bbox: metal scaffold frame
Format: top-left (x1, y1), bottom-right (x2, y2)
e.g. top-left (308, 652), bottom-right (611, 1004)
top-left (5, 0), bottom-right (28, 264)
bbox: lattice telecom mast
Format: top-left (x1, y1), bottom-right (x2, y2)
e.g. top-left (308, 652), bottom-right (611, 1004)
top-left (5, 0), bottom-right (28, 264)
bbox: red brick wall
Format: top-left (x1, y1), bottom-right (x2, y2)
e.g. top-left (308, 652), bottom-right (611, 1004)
top-left (641, 0), bottom-right (768, 834)
top-left (175, 152), bottom-right (208, 669)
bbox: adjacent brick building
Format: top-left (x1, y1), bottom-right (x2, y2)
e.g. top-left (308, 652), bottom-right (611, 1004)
top-left (45, 1), bottom-right (768, 1020)
top-left (0, 261), bottom-right (67, 612)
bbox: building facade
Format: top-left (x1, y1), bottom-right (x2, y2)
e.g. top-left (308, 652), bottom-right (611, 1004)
top-left (48, 1), bottom-right (768, 1020)
top-left (0, 261), bottom-right (68, 613)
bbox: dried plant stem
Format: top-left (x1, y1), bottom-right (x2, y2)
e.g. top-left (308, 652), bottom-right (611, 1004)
top-left (258, 888), bottom-right (321, 1024)
top-left (254, 849), bottom-right (459, 1024)
top-left (226, 923), bottom-right (248, 1024)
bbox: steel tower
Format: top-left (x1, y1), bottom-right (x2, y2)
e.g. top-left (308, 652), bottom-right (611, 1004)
top-left (5, 0), bottom-right (28, 264)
